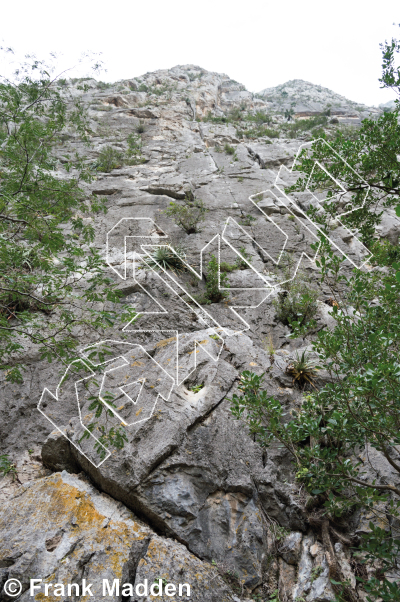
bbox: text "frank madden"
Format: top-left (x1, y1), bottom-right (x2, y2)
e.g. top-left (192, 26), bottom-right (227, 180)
top-left (30, 578), bottom-right (191, 597)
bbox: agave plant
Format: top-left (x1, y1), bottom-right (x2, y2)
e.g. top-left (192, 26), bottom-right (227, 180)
top-left (286, 350), bottom-right (318, 390)
top-left (142, 245), bottom-right (187, 274)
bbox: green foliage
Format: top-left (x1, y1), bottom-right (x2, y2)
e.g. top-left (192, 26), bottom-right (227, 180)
top-left (284, 115), bottom-right (328, 138)
top-left (247, 111), bottom-right (272, 125)
top-left (224, 143), bottom-right (235, 155)
top-left (164, 193), bottom-right (208, 234)
top-left (239, 214), bottom-right (257, 226)
top-left (97, 81), bottom-right (113, 90)
top-left (96, 133), bottom-right (145, 172)
top-left (135, 121), bottom-right (146, 134)
top-left (310, 565), bottom-right (323, 582)
top-left (230, 242), bottom-right (400, 600)
top-left (126, 132), bottom-right (146, 164)
top-left (287, 111), bottom-right (400, 245)
top-left (272, 274), bottom-right (319, 335)
top-left (284, 108), bottom-right (294, 121)
top-left (78, 389), bottom-right (128, 460)
top-left (204, 255), bottom-right (230, 304)
top-left (370, 238), bottom-right (400, 266)
top-left (235, 246), bottom-right (252, 269)
top-left (188, 382), bottom-right (204, 393)
top-left (219, 261), bottom-right (236, 272)
top-left (267, 589), bottom-right (280, 602)
top-left (239, 126), bottom-right (279, 139)
top-left (152, 578), bottom-right (168, 594)
top-left (0, 454), bottom-right (17, 480)
top-left (142, 245), bottom-right (186, 274)
top-left (96, 145), bottom-right (124, 172)
top-left (0, 51), bottom-right (135, 383)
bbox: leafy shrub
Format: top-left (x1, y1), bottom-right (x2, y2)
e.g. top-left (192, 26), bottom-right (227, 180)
top-left (251, 111), bottom-right (272, 125)
top-left (0, 454), bottom-right (17, 480)
top-left (242, 126), bottom-right (279, 139)
top-left (164, 194), bottom-right (208, 234)
top-left (96, 145), bottom-right (124, 172)
top-left (273, 278), bottom-right (318, 333)
top-left (285, 115), bottom-right (328, 138)
top-left (224, 143), bottom-right (235, 155)
top-left (203, 112), bottom-right (228, 124)
top-left (219, 261), bottom-right (236, 272)
top-left (235, 247), bottom-right (252, 269)
top-left (97, 81), bottom-right (113, 90)
top-left (126, 132), bottom-right (145, 164)
top-left (273, 257), bottom-right (319, 334)
top-left (228, 107), bottom-right (242, 122)
top-left (204, 255), bottom-right (230, 303)
top-left (96, 134), bottom-right (145, 172)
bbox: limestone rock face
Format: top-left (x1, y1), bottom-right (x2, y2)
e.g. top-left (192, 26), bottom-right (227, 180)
top-left (0, 65), bottom-right (392, 601)
top-left (0, 472), bottom-right (234, 602)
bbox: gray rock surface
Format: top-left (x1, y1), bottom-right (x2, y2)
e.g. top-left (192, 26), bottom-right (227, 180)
top-left (0, 64), bottom-right (392, 601)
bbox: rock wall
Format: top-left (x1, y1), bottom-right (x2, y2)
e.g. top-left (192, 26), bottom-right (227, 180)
top-left (0, 66), bottom-right (395, 601)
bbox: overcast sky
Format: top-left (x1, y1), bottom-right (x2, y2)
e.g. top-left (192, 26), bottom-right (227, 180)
top-left (1, 0), bottom-right (399, 107)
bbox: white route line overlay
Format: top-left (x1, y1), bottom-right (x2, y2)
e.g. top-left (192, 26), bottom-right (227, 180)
top-left (39, 139), bottom-right (372, 467)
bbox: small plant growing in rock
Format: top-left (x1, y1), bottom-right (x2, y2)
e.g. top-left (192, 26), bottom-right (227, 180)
top-left (188, 383), bottom-right (204, 393)
top-left (96, 145), bottom-right (124, 172)
top-left (204, 255), bottom-right (230, 303)
top-left (274, 283), bottom-right (318, 334)
top-left (286, 351), bottom-right (318, 390)
top-left (164, 193), bottom-right (208, 234)
top-left (224, 143), bottom-right (235, 155)
top-left (142, 245), bottom-right (186, 274)
top-left (78, 390), bottom-right (128, 460)
top-left (219, 261), bottom-right (236, 273)
top-left (235, 247), bottom-right (252, 269)
top-left (239, 214), bottom-right (257, 227)
top-left (135, 121), bottom-right (146, 133)
top-left (310, 565), bottom-right (323, 582)
top-left (265, 333), bottom-right (275, 362)
top-left (0, 454), bottom-right (17, 481)
top-left (272, 263), bottom-right (319, 335)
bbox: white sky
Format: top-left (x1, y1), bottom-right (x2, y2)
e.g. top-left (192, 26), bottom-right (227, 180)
top-left (1, 0), bottom-right (399, 107)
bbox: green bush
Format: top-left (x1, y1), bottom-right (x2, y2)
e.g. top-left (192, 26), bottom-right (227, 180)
top-left (164, 194), bottom-right (208, 234)
top-left (273, 275), bottom-right (319, 333)
top-left (0, 454), bottom-right (17, 480)
top-left (224, 143), bottom-right (235, 155)
top-left (96, 134), bottom-right (145, 172)
top-left (204, 255), bottom-right (230, 303)
top-left (235, 247), bottom-right (252, 269)
top-left (285, 115), bottom-right (328, 138)
top-left (96, 145), bottom-right (124, 172)
top-left (126, 132), bottom-right (145, 164)
top-left (242, 126), bottom-right (279, 139)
